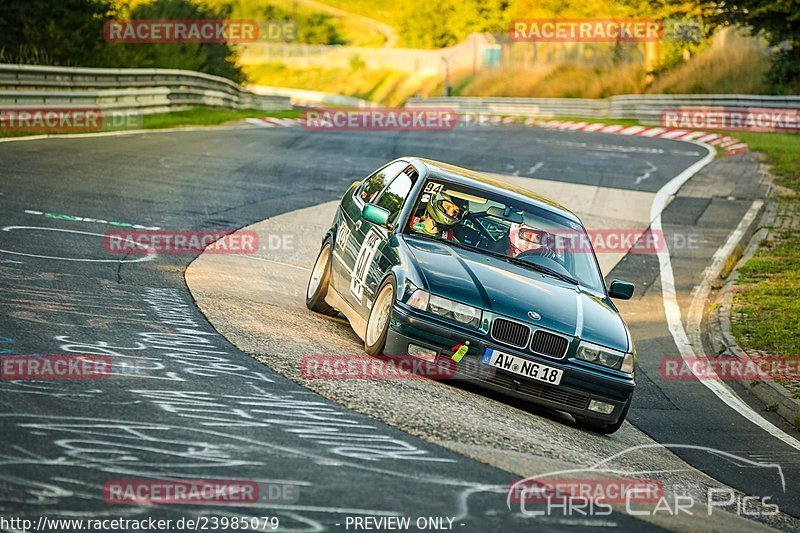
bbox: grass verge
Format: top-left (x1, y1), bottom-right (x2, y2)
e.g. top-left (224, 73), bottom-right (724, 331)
top-left (141, 108), bottom-right (300, 129)
top-left (729, 132), bottom-right (800, 361)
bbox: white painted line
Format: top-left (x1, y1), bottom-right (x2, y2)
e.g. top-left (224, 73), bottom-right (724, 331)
top-left (686, 199), bottom-right (800, 451)
top-left (618, 126), bottom-right (646, 135)
top-left (651, 147), bottom-right (800, 452)
top-left (639, 128), bottom-right (666, 137)
top-left (0, 226), bottom-right (157, 263)
top-left (600, 125), bottom-right (623, 133)
top-left (333, 250), bottom-right (354, 276)
top-left (0, 125), bottom-right (245, 144)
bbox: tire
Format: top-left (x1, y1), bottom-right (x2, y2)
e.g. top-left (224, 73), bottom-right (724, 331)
top-left (575, 396), bottom-right (632, 435)
top-left (306, 241), bottom-right (337, 316)
top-left (364, 277), bottom-right (395, 356)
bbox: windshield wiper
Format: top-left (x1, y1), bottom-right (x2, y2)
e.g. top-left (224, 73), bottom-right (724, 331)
top-left (482, 249), bottom-right (581, 286)
top-left (510, 259), bottom-right (581, 286)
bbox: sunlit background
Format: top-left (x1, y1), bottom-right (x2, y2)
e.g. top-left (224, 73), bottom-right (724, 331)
top-left (1, 0), bottom-right (797, 106)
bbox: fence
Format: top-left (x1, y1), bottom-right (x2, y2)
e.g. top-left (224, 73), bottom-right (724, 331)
top-left (406, 95), bottom-right (800, 123)
top-left (0, 64), bottom-right (291, 114)
top-left (239, 34), bottom-right (493, 76)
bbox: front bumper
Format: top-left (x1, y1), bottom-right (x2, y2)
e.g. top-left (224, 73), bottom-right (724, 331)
top-left (386, 303), bottom-right (635, 425)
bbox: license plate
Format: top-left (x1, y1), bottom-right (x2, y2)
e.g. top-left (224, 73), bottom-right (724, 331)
top-left (482, 348), bottom-right (563, 385)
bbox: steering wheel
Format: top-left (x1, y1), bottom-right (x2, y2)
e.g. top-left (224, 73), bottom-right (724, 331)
top-left (517, 247), bottom-right (557, 261)
top-left (460, 214), bottom-right (499, 247)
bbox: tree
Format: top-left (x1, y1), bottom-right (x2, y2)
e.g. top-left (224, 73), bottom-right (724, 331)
top-left (0, 0), bottom-right (245, 83)
top-left (690, 0), bottom-right (800, 90)
top-left (0, 0), bottom-right (116, 65)
top-left (109, 0), bottom-right (245, 83)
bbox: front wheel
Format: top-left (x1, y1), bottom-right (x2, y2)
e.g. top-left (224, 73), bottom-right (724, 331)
top-left (575, 396), bottom-right (632, 435)
top-left (306, 242), bottom-right (337, 316)
top-left (365, 278), bottom-right (395, 355)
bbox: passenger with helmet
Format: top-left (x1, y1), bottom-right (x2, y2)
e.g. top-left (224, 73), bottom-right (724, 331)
top-left (409, 191), bottom-right (469, 241)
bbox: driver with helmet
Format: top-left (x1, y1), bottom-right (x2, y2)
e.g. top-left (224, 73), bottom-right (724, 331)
top-left (507, 223), bottom-right (558, 259)
top-left (409, 191), bottom-right (469, 241)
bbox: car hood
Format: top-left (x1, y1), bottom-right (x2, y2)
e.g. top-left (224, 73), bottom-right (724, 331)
top-left (403, 236), bottom-right (630, 352)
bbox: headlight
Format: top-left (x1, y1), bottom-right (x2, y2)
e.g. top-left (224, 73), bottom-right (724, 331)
top-left (406, 290), bottom-right (482, 328)
top-left (453, 302), bottom-right (481, 325)
top-left (576, 341), bottom-right (633, 372)
top-left (406, 288), bottom-right (430, 310)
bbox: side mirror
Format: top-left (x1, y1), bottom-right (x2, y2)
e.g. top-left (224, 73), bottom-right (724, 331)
top-left (362, 204), bottom-right (390, 226)
top-left (608, 280), bottom-right (635, 300)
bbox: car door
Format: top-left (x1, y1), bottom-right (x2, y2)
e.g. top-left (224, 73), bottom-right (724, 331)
top-left (331, 160), bottom-right (408, 304)
top-left (350, 166), bottom-right (418, 317)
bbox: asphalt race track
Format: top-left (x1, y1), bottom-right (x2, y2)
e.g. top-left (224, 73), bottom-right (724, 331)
top-left (0, 123), bottom-right (798, 531)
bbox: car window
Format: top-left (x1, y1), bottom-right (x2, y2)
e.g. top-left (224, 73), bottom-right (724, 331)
top-left (375, 170), bottom-right (416, 223)
top-left (405, 179), bottom-right (605, 293)
top-left (356, 161), bottom-right (407, 204)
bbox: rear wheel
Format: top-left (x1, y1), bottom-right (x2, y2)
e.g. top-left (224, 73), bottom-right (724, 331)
top-left (575, 396), bottom-right (631, 435)
top-left (365, 278), bottom-right (395, 355)
top-left (306, 242), bottom-right (337, 315)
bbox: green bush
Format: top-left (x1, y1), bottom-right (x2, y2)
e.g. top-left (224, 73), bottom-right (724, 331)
top-left (0, 0), bottom-right (245, 82)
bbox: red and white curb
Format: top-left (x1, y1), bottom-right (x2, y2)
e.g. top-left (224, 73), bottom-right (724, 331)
top-left (246, 117), bottom-right (305, 128)
top-left (245, 115), bottom-right (748, 156)
top-left (531, 119), bottom-right (748, 156)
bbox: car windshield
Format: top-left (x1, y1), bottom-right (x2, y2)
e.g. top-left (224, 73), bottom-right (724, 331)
top-left (404, 179), bottom-right (605, 293)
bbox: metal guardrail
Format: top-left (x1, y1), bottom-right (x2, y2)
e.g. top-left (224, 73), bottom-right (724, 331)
top-left (249, 85), bottom-right (378, 108)
top-left (0, 64), bottom-right (292, 114)
top-left (407, 95), bottom-right (800, 123)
